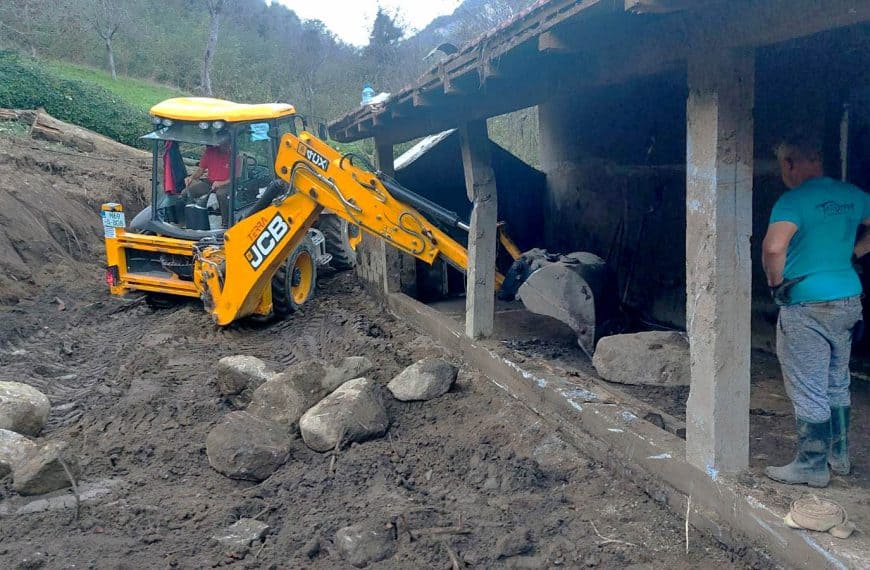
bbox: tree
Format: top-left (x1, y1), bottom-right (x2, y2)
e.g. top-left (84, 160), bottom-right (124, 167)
top-left (364, 8), bottom-right (404, 91)
top-left (90, 0), bottom-right (126, 80)
top-left (290, 20), bottom-right (335, 115)
top-left (201, 0), bottom-right (229, 96)
top-left (0, 0), bottom-right (44, 57)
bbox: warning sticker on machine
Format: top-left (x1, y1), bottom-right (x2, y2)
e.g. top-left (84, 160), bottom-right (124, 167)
top-left (101, 210), bottom-right (126, 238)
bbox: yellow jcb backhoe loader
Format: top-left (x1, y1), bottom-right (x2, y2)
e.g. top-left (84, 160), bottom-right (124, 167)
top-left (101, 98), bottom-right (617, 354)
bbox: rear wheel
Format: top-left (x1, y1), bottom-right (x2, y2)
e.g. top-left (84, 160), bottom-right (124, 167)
top-left (316, 213), bottom-right (360, 271)
top-left (272, 236), bottom-right (317, 317)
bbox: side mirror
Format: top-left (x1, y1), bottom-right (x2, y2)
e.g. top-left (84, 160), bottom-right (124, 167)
top-left (317, 123), bottom-right (329, 141)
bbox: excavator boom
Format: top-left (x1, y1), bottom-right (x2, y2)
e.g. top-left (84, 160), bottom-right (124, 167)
top-left (274, 131), bottom-right (476, 275)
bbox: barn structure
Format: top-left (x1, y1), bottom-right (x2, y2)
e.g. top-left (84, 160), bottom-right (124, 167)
top-left (329, 1), bottom-right (870, 566)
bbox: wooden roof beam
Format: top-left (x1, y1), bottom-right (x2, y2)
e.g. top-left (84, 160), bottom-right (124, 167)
top-left (538, 30), bottom-right (577, 53)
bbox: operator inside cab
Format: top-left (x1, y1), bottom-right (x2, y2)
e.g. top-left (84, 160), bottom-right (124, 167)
top-left (181, 139), bottom-right (232, 228)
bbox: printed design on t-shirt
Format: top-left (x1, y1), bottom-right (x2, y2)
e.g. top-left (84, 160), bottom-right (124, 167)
top-left (815, 200), bottom-right (855, 218)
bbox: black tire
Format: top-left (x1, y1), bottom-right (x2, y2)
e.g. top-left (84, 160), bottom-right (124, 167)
top-left (316, 213), bottom-right (359, 271)
top-left (272, 236), bottom-right (317, 317)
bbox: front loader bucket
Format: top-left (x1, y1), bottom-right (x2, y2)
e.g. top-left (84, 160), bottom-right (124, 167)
top-left (516, 252), bottom-right (618, 358)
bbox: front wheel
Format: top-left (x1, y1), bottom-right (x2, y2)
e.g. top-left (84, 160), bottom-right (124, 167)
top-left (272, 236), bottom-right (317, 317)
top-left (316, 214), bottom-right (360, 271)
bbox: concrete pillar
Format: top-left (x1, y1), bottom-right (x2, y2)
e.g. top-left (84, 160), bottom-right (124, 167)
top-left (354, 139), bottom-right (393, 296)
top-left (374, 139), bottom-right (418, 297)
top-left (374, 139), bottom-right (402, 294)
top-left (685, 48), bottom-right (754, 475)
top-left (459, 120), bottom-right (498, 339)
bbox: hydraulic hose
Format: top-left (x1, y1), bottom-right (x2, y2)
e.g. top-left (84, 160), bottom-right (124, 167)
top-left (379, 175), bottom-right (470, 232)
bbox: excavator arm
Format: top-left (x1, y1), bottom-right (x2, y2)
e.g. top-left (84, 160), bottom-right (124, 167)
top-left (196, 129), bottom-right (501, 325)
top-left (274, 131), bottom-right (479, 274)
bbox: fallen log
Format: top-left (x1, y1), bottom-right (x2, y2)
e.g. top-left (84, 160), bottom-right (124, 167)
top-left (2, 107), bottom-right (150, 159)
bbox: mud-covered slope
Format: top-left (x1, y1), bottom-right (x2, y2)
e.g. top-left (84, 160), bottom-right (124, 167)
top-left (0, 136), bottom-right (148, 305)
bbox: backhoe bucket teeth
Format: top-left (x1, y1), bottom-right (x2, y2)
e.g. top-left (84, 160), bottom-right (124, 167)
top-left (516, 252), bottom-right (618, 358)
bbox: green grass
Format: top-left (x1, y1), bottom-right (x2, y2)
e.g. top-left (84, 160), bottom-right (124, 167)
top-left (41, 60), bottom-right (185, 112)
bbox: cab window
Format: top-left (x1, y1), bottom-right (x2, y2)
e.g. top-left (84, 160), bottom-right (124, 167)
top-left (234, 122), bottom-right (275, 215)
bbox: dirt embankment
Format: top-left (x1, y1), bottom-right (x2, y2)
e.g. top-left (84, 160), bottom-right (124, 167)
top-left (0, 136), bottom-right (148, 308)
top-left (0, 134), bottom-right (764, 568)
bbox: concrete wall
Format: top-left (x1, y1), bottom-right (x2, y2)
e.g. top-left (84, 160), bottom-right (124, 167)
top-left (538, 71), bottom-right (689, 327)
top-left (394, 132), bottom-right (546, 299)
top-left (538, 32), bottom-right (868, 338)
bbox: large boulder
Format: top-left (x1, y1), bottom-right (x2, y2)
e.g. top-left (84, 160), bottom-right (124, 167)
top-left (247, 376), bottom-right (310, 427)
top-left (335, 522), bottom-right (397, 568)
top-left (592, 332), bottom-right (690, 386)
top-left (206, 411), bottom-right (291, 481)
top-left (215, 356), bottom-right (274, 400)
top-left (247, 361), bottom-right (334, 426)
top-left (13, 441), bottom-right (76, 495)
top-left (322, 357), bottom-right (375, 393)
top-left (0, 381), bottom-right (51, 436)
top-left (0, 428), bottom-right (37, 478)
top-left (387, 358), bottom-right (457, 401)
top-left (299, 378), bottom-right (389, 452)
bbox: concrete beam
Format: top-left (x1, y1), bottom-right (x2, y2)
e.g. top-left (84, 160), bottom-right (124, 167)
top-left (459, 120), bottom-right (498, 339)
top-left (684, 48), bottom-right (754, 475)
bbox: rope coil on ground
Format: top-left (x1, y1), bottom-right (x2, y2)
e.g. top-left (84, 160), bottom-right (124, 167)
top-left (784, 496), bottom-right (855, 539)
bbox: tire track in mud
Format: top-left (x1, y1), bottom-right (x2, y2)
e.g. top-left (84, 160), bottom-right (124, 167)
top-left (0, 272), bottom-right (401, 433)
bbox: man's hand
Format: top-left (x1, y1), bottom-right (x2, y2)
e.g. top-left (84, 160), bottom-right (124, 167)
top-left (854, 217), bottom-right (870, 259)
top-left (769, 276), bottom-right (806, 306)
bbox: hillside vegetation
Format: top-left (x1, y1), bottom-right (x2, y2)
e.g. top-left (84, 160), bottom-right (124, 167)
top-left (0, 0), bottom-right (540, 163)
top-left (0, 51), bottom-right (162, 148)
top-left (41, 59), bottom-right (185, 112)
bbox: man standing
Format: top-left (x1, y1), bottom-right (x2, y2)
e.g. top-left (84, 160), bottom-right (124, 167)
top-left (762, 134), bottom-right (870, 487)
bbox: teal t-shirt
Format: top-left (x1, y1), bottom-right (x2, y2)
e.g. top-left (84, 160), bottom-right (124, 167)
top-left (769, 177), bottom-right (870, 304)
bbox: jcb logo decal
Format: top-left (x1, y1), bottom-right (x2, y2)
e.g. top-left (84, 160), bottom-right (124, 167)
top-left (245, 214), bottom-right (290, 269)
top-left (299, 143), bottom-right (329, 171)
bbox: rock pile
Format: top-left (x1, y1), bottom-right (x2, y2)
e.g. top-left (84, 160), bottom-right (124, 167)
top-left (0, 381), bottom-right (75, 495)
top-left (206, 355), bottom-right (458, 493)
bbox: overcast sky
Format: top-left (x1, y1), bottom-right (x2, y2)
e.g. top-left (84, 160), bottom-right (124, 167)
top-left (274, 0), bottom-right (464, 47)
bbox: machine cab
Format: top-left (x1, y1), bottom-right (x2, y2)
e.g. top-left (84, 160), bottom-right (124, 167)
top-left (133, 98), bottom-right (297, 238)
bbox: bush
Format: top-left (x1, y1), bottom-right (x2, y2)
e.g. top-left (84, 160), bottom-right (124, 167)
top-left (0, 51), bottom-right (148, 148)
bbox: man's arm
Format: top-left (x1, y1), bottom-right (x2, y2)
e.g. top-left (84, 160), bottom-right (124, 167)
top-left (855, 218), bottom-right (870, 259)
top-left (762, 221), bottom-right (798, 286)
top-left (185, 166), bottom-right (205, 186)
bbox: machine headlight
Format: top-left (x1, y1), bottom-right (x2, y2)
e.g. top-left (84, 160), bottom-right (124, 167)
top-left (161, 118), bottom-right (173, 126)
top-left (212, 120), bottom-right (225, 129)
top-left (151, 116), bottom-right (161, 125)
top-left (198, 121), bottom-right (210, 130)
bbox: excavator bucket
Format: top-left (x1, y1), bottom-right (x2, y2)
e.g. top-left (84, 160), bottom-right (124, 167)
top-left (515, 252), bottom-right (619, 358)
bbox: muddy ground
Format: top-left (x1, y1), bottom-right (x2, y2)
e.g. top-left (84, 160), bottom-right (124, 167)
top-left (0, 134), bottom-right (763, 568)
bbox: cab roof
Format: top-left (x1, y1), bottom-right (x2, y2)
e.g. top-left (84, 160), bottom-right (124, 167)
top-left (150, 97), bottom-right (295, 122)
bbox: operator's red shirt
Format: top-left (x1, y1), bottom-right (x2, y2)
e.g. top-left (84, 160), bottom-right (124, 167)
top-left (200, 146), bottom-right (231, 183)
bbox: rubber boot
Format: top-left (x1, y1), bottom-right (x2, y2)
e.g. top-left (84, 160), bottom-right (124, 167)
top-left (829, 406), bottom-right (851, 476)
top-left (765, 418), bottom-right (831, 488)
